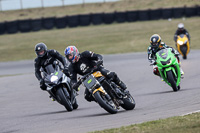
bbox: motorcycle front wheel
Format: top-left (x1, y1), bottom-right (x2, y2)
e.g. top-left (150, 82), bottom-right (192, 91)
top-left (166, 70), bottom-right (178, 92)
top-left (93, 91), bottom-right (118, 114)
top-left (56, 87), bottom-right (73, 111)
top-left (121, 93), bottom-right (136, 110)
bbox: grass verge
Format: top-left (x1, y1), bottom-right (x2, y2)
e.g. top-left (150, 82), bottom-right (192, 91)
top-left (89, 112), bottom-right (200, 133)
top-left (0, 17), bottom-right (199, 62)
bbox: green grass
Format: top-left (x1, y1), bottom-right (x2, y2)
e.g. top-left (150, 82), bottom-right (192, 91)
top-left (90, 112), bottom-right (200, 133)
top-left (0, 17), bottom-right (199, 62)
top-left (0, 0), bottom-right (199, 22)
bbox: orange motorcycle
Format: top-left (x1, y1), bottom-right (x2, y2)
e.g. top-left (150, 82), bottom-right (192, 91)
top-left (176, 34), bottom-right (190, 59)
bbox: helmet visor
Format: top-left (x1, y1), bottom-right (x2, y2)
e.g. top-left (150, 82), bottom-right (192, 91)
top-left (152, 42), bottom-right (159, 46)
top-left (66, 53), bottom-right (73, 60)
top-left (38, 50), bottom-right (45, 56)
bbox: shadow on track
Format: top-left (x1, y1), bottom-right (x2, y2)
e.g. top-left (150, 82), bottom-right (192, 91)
top-left (67, 109), bottom-right (127, 119)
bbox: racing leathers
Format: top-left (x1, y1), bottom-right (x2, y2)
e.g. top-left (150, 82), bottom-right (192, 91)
top-left (34, 49), bottom-right (68, 90)
top-left (67, 51), bottom-right (127, 102)
top-left (147, 42), bottom-right (183, 76)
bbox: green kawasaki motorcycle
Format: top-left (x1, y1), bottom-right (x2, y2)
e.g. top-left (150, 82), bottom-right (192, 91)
top-left (155, 48), bottom-right (181, 91)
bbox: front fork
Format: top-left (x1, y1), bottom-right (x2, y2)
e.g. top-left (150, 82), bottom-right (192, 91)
top-left (159, 64), bottom-right (181, 86)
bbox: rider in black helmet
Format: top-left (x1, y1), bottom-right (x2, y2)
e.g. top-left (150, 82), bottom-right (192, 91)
top-left (147, 34), bottom-right (184, 77)
top-left (34, 42), bottom-right (69, 90)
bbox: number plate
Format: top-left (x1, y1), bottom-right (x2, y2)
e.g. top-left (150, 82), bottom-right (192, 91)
top-left (83, 75), bottom-right (97, 89)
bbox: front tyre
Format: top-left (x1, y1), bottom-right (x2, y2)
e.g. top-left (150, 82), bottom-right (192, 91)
top-left (56, 87), bottom-right (73, 111)
top-left (121, 93), bottom-right (136, 110)
top-left (166, 71), bottom-right (178, 92)
top-left (94, 91), bottom-right (118, 114)
top-left (72, 99), bottom-right (78, 110)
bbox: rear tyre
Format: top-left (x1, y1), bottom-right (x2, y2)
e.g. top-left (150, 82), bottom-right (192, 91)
top-left (166, 71), bottom-right (178, 92)
top-left (56, 87), bottom-right (73, 111)
top-left (121, 93), bottom-right (136, 110)
top-left (94, 91), bottom-right (118, 114)
top-left (180, 45), bottom-right (187, 59)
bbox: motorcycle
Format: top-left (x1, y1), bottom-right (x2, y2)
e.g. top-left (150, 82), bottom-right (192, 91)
top-left (42, 61), bottom-right (78, 111)
top-left (76, 65), bottom-right (135, 114)
top-left (155, 48), bottom-right (181, 91)
top-left (176, 34), bottom-right (190, 59)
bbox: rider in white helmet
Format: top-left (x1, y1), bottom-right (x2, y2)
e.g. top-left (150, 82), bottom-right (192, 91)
top-left (174, 23), bottom-right (190, 45)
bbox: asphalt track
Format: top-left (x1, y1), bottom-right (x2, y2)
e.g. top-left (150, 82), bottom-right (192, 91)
top-left (0, 51), bottom-right (200, 133)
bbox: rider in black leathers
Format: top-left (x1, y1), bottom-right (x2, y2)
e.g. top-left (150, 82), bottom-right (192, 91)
top-left (64, 46), bottom-right (127, 102)
top-left (34, 42), bottom-right (68, 90)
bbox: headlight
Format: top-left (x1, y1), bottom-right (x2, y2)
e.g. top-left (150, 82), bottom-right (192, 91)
top-left (177, 40), bottom-right (183, 45)
top-left (51, 75), bottom-right (58, 83)
top-left (161, 58), bottom-right (171, 65)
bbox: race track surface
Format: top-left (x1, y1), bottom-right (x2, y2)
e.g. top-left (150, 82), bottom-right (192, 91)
top-left (0, 51), bottom-right (200, 133)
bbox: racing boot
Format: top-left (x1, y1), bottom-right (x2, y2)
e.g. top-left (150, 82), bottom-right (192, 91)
top-left (179, 64), bottom-right (184, 76)
top-left (180, 67), bottom-right (184, 76)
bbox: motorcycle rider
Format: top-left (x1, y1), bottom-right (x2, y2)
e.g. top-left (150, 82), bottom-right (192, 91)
top-left (64, 46), bottom-right (127, 102)
top-left (34, 42), bottom-right (69, 90)
top-left (174, 23), bottom-right (190, 45)
top-left (148, 34), bottom-right (184, 77)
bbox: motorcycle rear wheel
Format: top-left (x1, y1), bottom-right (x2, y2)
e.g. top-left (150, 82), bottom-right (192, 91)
top-left (166, 70), bottom-right (178, 92)
top-left (56, 87), bottom-right (73, 111)
top-left (180, 45), bottom-right (187, 59)
top-left (94, 91), bottom-right (118, 114)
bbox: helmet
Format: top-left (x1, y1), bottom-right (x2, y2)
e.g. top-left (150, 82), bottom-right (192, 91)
top-left (150, 34), bottom-right (161, 49)
top-left (178, 23), bottom-right (184, 32)
top-left (35, 42), bottom-right (47, 58)
top-left (64, 46), bottom-right (79, 63)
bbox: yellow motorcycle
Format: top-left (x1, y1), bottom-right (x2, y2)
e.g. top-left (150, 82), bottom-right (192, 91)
top-left (176, 34), bottom-right (190, 59)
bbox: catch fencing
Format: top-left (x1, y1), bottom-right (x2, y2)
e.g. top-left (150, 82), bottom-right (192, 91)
top-left (0, 6), bottom-right (199, 35)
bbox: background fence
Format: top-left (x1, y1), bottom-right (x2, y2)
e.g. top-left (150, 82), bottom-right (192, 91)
top-left (0, 6), bottom-right (199, 35)
top-left (0, 0), bottom-right (118, 11)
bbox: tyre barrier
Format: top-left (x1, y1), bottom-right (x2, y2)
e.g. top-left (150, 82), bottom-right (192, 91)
top-left (115, 12), bottom-right (127, 23)
top-left (55, 17), bottom-right (67, 29)
top-left (162, 8), bottom-right (173, 19)
top-left (5, 21), bottom-right (18, 34)
top-left (0, 6), bottom-right (199, 35)
top-left (42, 17), bottom-right (55, 30)
top-left (173, 7), bottom-right (185, 18)
top-left (103, 12), bottom-right (115, 24)
top-left (149, 9), bottom-right (162, 20)
top-left (18, 19), bottom-right (31, 32)
top-left (138, 10), bottom-right (150, 21)
top-left (79, 14), bottom-right (91, 26)
top-left (0, 22), bottom-right (6, 35)
top-left (31, 19), bottom-right (42, 31)
top-left (67, 15), bottom-right (79, 27)
top-left (185, 7), bottom-right (197, 17)
top-left (91, 13), bottom-right (103, 25)
top-left (126, 11), bottom-right (138, 22)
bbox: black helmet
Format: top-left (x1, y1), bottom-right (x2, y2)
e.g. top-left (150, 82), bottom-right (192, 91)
top-left (35, 42), bottom-right (47, 57)
top-left (150, 34), bottom-right (161, 50)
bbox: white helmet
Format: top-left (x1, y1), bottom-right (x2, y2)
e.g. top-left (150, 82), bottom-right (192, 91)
top-left (178, 23), bottom-right (184, 29)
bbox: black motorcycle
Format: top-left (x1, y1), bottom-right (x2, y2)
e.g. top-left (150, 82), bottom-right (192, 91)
top-left (42, 62), bottom-right (78, 111)
top-left (76, 65), bottom-right (135, 114)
